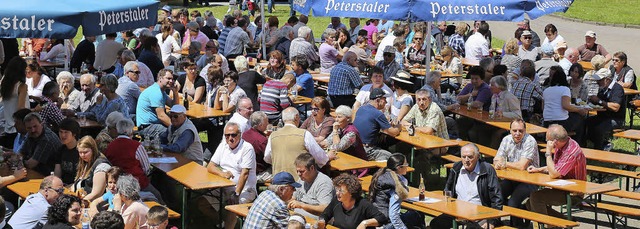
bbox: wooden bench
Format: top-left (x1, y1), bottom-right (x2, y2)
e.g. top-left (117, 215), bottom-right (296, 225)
top-left (580, 202), bottom-right (640, 228)
top-left (441, 154), bottom-right (462, 163)
top-left (502, 206), bottom-right (579, 228)
top-left (143, 201), bottom-right (181, 219)
top-left (605, 189), bottom-right (640, 201)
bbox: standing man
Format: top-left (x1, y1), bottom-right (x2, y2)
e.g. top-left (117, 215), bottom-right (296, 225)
top-left (288, 153), bottom-right (334, 216)
top-left (9, 176), bottom-right (64, 228)
top-left (20, 113), bottom-right (62, 175)
top-left (70, 36), bottom-right (96, 73)
top-left (160, 105), bottom-right (204, 165)
top-left (328, 51), bottom-right (364, 108)
top-left (136, 69), bottom-right (179, 139)
top-left (353, 88), bottom-right (400, 161)
top-left (464, 22), bottom-right (490, 61)
top-left (94, 33), bottom-right (123, 73)
top-left (527, 124), bottom-right (586, 218)
top-left (578, 31), bottom-right (611, 63)
top-left (494, 119), bottom-right (539, 226)
top-left (224, 18), bottom-right (256, 58)
top-left (430, 143), bottom-right (503, 229)
top-left (243, 172), bottom-right (300, 228)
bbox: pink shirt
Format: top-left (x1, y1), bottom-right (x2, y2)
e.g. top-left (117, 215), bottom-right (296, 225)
top-left (553, 138), bottom-right (587, 181)
top-left (121, 201), bottom-right (149, 229)
top-left (183, 31), bottom-right (210, 51)
top-left (363, 24), bottom-right (378, 48)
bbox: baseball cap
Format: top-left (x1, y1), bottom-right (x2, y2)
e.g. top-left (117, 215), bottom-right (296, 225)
top-left (557, 41), bottom-right (567, 49)
top-left (541, 43), bottom-right (554, 56)
top-left (161, 5), bottom-right (172, 12)
top-left (585, 30), bottom-right (596, 38)
top-left (521, 30), bottom-right (532, 37)
top-left (272, 172), bottom-right (302, 188)
top-left (591, 68), bottom-right (611, 81)
top-left (369, 88), bottom-right (386, 100)
top-left (170, 105), bottom-right (187, 114)
top-left (383, 46), bottom-right (396, 53)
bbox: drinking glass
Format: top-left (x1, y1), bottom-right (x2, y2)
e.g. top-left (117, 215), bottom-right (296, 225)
top-left (476, 106), bottom-right (483, 114)
top-left (78, 114), bottom-right (87, 126)
top-left (444, 190), bottom-right (453, 202)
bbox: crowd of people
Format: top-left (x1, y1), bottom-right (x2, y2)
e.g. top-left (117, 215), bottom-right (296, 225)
top-left (0, 2), bottom-right (634, 228)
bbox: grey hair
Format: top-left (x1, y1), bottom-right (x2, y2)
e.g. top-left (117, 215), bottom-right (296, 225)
top-left (24, 112), bottom-right (43, 123)
top-left (56, 71), bottom-right (74, 84)
top-left (249, 111), bottom-right (267, 128)
top-left (547, 124), bottom-right (569, 141)
top-left (186, 21), bottom-right (199, 30)
top-left (224, 121), bottom-right (241, 133)
top-left (425, 71), bottom-right (442, 85)
top-left (116, 118), bottom-right (135, 136)
top-left (591, 55), bottom-right (606, 70)
top-left (490, 75), bottom-right (508, 91)
top-left (323, 28), bottom-right (336, 40)
top-left (415, 89), bottom-right (430, 97)
top-left (100, 74), bottom-right (119, 93)
top-left (121, 49), bottom-right (137, 62)
top-left (236, 97), bottom-right (252, 112)
top-left (81, 74), bottom-right (97, 84)
top-left (461, 143), bottom-right (481, 157)
top-left (123, 61), bottom-right (139, 75)
top-left (195, 17), bottom-right (204, 26)
top-left (234, 56), bottom-right (248, 72)
top-left (280, 26), bottom-right (294, 39)
top-left (116, 174), bottom-right (141, 201)
top-left (282, 107), bottom-right (299, 122)
top-left (105, 112), bottom-right (125, 128)
top-left (342, 51), bottom-right (356, 63)
top-left (479, 57), bottom-right (495, 72)
top-left (189, 41), bottom-right (202, 54)
top-left (335, 105), bottom-right (352, 120)
top-left (138, 28), bottom-right (153, 38)
top-left (298, 26), bottom-right (311, 39)
top-left (268, 184), bottom-right (290, 198)
top-left (206, 16), bottom-right (216, 28)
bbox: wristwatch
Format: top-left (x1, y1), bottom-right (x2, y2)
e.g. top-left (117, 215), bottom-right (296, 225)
top-left (545, 153), bottom-right (551, 158)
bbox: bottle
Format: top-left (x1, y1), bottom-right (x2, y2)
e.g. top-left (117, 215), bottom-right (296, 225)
top-left (467, 95), bottom-right (473, 110)
top-left (142, 136), bottom-right (150, 153)
top-left (183, 92), bottom-right (189, 110)
top-left (407, 118), bottom-right (415, 136)
top-left (81, 208), bottom-right (90, 229)
top-left (418, 174), bottom-right (425, 201)
top-left (277, 119), bottom-right (284, 129)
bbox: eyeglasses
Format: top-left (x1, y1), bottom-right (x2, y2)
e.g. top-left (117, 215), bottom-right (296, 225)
top-left (522, 36), bottom-right (532, 40)
top-left (224, 133), bottom-right (239, 138)
top-left (335, 188), bottom-right (347, 194)
top-left (612, 59), bottom-right (621, 62)
top-left (128, 70), bottom-right (141, 75)
top-left (48, 187), bottom-right (65, 194)
top-left (383, 53), bottom-right (394, 57)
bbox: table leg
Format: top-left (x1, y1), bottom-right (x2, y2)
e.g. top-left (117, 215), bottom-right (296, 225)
top-left (566, 193), bottom-right (572, 220)
top-left (452, 219), bottom-right (458, 229)
top-left (409, 147), bottom-right (415, 182)
top-left (219, 189), bottom-right (224, 228)
top-left (181, 185), bottom-right (189, 229)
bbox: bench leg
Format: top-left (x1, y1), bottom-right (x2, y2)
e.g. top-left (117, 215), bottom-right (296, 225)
top-left (181, 186), bottom-right (189, 229)
top-left (566, 193), bottom-right (572, 220)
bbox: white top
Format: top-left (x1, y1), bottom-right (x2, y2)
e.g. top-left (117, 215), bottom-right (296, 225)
top-left (543, 86), bottom-right (571, 121)
top-left (374, 33), bottom-right (397, 62)
top-left (355, 84), bottom-right (393, 106)
top-left (26, 74), bottom-right (51, 98)
top-left (156, 33), bottom-right (181, 63)
top-left (211, 139), bottom-right (257, 193)
top-left (465, 33), bottom-right (490, 61)
top-left (264, 123), bottom-right (329, 167)
top-left (40, 43), bottom-right (66, 63)
top-left (228, 112), bottom-right (250, 133)
top-left (1, 82), bottom-right (28, 134)
top-left (542, 34), bottom-right (566, 52)
top-left (8, 192), bottom-right (49, 228)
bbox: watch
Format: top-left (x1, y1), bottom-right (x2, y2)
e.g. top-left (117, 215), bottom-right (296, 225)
top-left (545, 153), bottom-right (551, 158)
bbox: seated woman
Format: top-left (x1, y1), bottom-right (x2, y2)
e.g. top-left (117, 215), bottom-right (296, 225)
top-left (318, 173), bottom-right (388, 229)
top-left (319, 28), bottom-right (341, 73)
top-left (543, 66), bottom-right (588, 143)
top-left (584, 55), bottom-right (608, 97)
top-left (568, 63), bottom-right (588, 102)
top-left (56, 71), bottom-right (82, 110)
top-left (42, 194), bottom-right (82, 229)
top-left (300, 97), bottom-right (334, 143)
top-left (439, 46), bottom-right (463, 86)
top-left (213, 71), bottom-right (246, 113)
top-left (261, 50), bottom-right (288, 80)
top-left (482, 76), bottom-right (522, 148)
top-left (114, 174), bottom-right (149, 229)
top-left (390, 71), bottom-right (414, 122)
top-left (80, 74), bottom-right (130, 124)
top-left (37, 81), bottom-right (65, 129)
top-left (95, 112), bottom-right (125, 153)
top-left (40, 39), bottom-right (70, 63)
top-left (320, 105), bottom-right (367, 160)
top-left (178, 61), bottom-right (206, 104)
top-left (369, 154), bottom-right (425, 229)
top-left (73, 136), bottom-right (112, 202)
top-left (25, 59), bottom-right (52, 99)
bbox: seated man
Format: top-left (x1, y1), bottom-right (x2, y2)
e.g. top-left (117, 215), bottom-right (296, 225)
top-left (420, 71), bottom-right (459, 138)
top-left (64, 74), bottom-right (103, 113)
top-left (289, 26), bottom-right (319, 68)
top-left (228, 98), bottom-right (253, 133)
top-left (242, 111), bottom-right (271, 182)
top-left (243, 172), bottom-right (300, 228)
top-left (136, 69), bottom-right (179, 139)
top-left (259, 73), bottom-right (295, 123)
top-left (578, 31), bottom-right (611, 63)
top-left (115, 61), bottom-right (142, 115)
top-left (585, 72), bottom-right (625, 150)
top-left (207, 122), bottom-right (257, 229)
top-left (494, 119), bottom-right (539, 226)
top-left (374, 46), bottom-right (401, 83)
top-left (160, 105), bottom-right (204, 165)
top-left (288, 153), bottom-right (334, 217)
top-left (8, 175), bottom-right (63, 228)
top-left (430, 143), bottom-right (503, 228)
top-left (20, 112), bottom-right (62, 175)
top-left (401, 89), bottom-right (449, 140)
top-left (353, 88), bottom-right (401, 161)
top-left (352, 67), bottom-right (393, 117)
top-left (264, 107), bottom-right (333, 180)
top-left (527, 124), bottom-right (586, 219)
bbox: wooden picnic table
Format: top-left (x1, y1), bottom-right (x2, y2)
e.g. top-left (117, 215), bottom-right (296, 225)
top-left (225, 203), bottom-right (339, 228)
top-left (624, 88), bottom-right (640, 95)
top-left (408, 68), bottom-right (462, 78)
top-left (174, 98), bottom-right (231, 119)
top-left (461, 58), bottom-right (479, 67)
top-left (149, 152), bottom-right (193, 174)
top-left (453, 105), bottom-right (548, 134)
top-left (312, 72), bottom-right (330, 83)
top-left (329, 152), bottom-right (378, 171)
top-left (579, 61), bottom-right (594, 71)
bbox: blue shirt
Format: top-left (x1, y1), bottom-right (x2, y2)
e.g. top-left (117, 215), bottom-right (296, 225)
top-left (102, 191), bottom-right (115, 210)
top-left (353, 104), bottom-right (391, 145)
top-left (327, 62), bottom-right (363, 96)
top-left (136, 83), bottom-right (168, 126)
top-left (160, 126), bottom-right (195, 153)
top-left (112, 62), bottom-right (124, 78)
top-left (295, 71), bottom-right (315, 98)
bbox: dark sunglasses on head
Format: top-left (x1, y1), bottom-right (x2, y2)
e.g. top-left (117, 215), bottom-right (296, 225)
top-left (224, 133), bottom-right (239, 138)
top-left (128, 70), bottom-right (141, 75)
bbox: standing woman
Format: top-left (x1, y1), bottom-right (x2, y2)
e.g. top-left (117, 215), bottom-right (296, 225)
top-left (73, 136), bottom-right (111, 202)
top-left (25, 59), bottom-right (51, 98)
top-left (54, 118), bottom-right (81, 185)
top-left (609, 51), bottom-right (636, 89)
top-left (300, 97), bottom-right (335, 143)
top-left (369, 154), bottom-right (424, 229)
top-left (0, 57), bottom-right (29, 149)
top-left (363, 19), bottom-right (380, 50)
top-left (42, 195), bottom-right (82, 229)
top-left (178, 61), bottom-right (206, 104)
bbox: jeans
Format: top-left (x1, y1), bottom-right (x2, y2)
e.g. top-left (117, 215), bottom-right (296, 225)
top-left (585, 117), bottom-right (623, 150)
top-left (364, 145), bottom-right (392, 161)
top-left (501, 180), bottom-right (537, 226)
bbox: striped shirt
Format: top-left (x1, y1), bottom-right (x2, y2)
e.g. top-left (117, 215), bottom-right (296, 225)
top-left (218, 26), bottom-right (233, 56)
top-left (552, 138), bottom-right (586, 181)
top-left (259, 80), bottom-right (291, 121)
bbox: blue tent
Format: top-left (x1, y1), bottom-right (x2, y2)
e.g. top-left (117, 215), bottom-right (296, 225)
top-left (293, 0), bottom-right (573, 22)
top-left (0, 0), bottom-right (158, 38)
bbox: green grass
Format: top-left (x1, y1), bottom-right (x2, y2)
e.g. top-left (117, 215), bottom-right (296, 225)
top-left (559, 0), bottom-right (640, 25)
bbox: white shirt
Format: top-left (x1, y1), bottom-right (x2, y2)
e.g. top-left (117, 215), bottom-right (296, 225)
top-left (156, 33), bottom-right (181, 63)
top-left (542, 34), bottom-right (566, 52)
top-left (465, 33), bottom-right (490, 61)
top-left (543, 86), bottom-right (571, 121)
top-left (228, 113), bottom-right (250, 133)
top-left (8, 192), bottom-right (49, 228)
top-left (264, 123), bottom-right (329, 167)
top-left (26, 74), bottom-right (51, 98)
top-left (211, 139), bottom-right (257, 193)
top-left (355, 84), bottom-right (393, 106)
top-left (455, 164), bottom-right (482, 205)
top-left (374, 33), bottom-right (396, 62)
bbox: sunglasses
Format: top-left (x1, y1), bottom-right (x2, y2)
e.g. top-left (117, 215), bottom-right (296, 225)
top-left (224, 133), bottom-right (239, 138)
top-left (383, 53), bottom-right (394, 56)
top-left (49, 187), bottom-right (65, 194)
top-left (612, 59), bottom-right (621, 62)
top-left (522, 36), bottom-right (532, 40)
top-left (414, 37), bottom-right (423, 40)
top-left (128, 70), bottom-right (141, 75)
top-left (170, 114), bottom-right (182, 119)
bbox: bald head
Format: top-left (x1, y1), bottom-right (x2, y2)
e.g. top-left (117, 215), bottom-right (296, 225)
top-left (547, 124), bottom-right (569, 142)
top-left (565, 48), bottom-right (579, 63)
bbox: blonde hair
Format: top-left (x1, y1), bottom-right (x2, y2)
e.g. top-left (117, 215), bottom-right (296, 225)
top-left (74, 136), bottom-right (103, 180)
top-left (591, 55), bottom-right (606, 70)
top-left (505, 38), bottom-right (519, 55)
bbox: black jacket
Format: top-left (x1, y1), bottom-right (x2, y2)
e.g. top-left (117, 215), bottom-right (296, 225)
top-left (445, 161), bottom-right (503, 223)
top-left (370, 171), bottom-right (408, 218)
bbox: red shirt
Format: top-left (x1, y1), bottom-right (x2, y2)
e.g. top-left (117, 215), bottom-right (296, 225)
top-left (242, 127), bottom-right (268, 174)
top-left (553, 138), bottom-right (587, 181)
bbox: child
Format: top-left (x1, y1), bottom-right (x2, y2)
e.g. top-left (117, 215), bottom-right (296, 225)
top-left (147, 205), bottom-right (177, 229)
top-left (91, 166), bottom-right (123, 212)
top-left (287, 213), bottom-right (306, 229)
